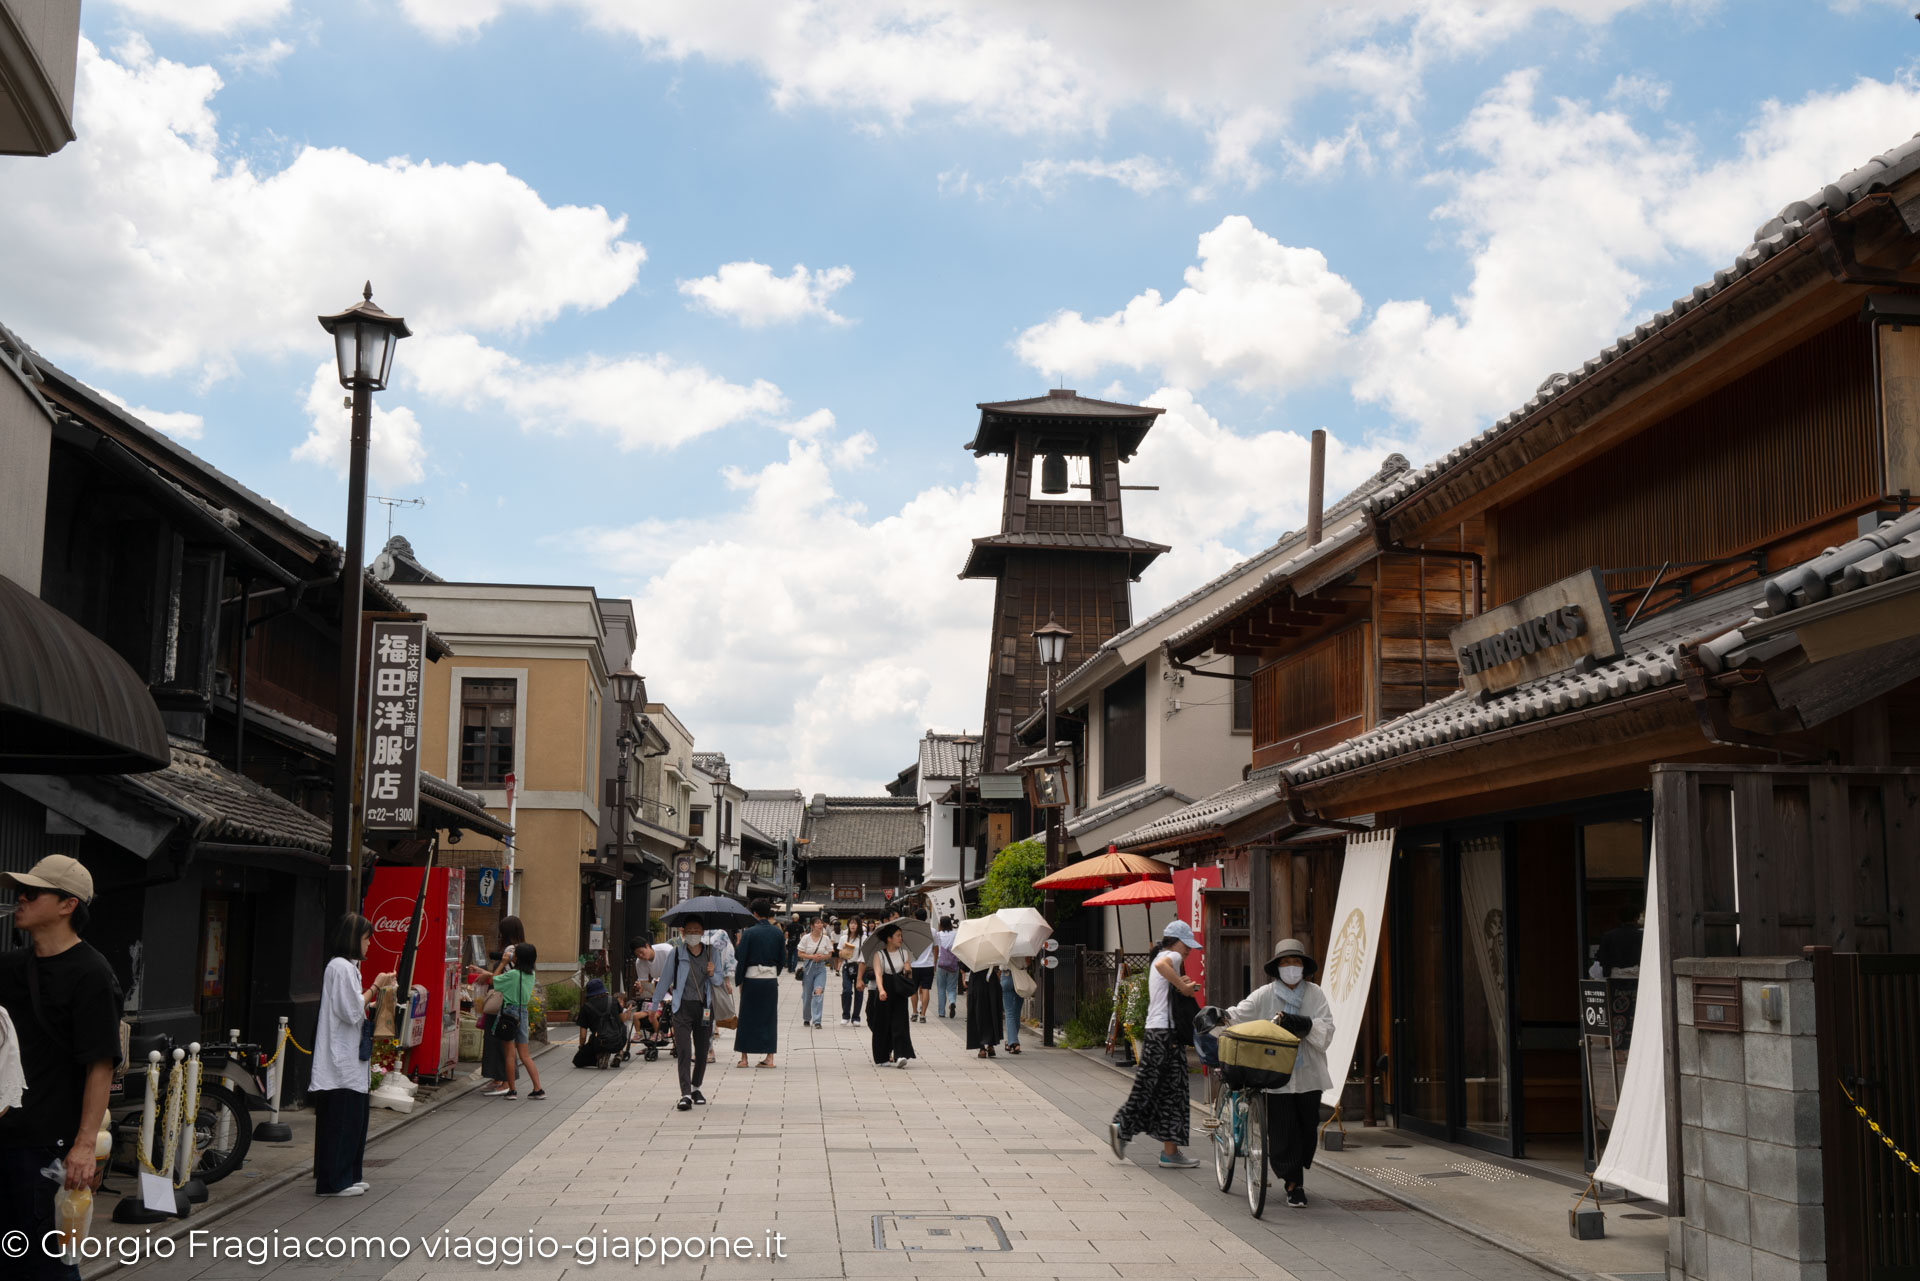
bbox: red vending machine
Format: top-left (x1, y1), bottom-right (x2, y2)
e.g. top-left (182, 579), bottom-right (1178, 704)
top-left (362, 867), bottom-right (466, 1081)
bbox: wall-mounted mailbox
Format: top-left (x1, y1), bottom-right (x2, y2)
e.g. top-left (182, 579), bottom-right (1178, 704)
top-left (1694, 979), bottom-right (1742, 1032)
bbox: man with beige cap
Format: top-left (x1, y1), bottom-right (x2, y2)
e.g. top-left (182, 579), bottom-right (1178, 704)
top-left (0, 856), bottom-right (122, 1280)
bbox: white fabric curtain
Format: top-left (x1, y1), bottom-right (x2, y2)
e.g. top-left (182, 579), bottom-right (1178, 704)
top-left (1592, 838), bottom-right (1669, 1203)
top-left (1318, 827), bottom-right (1396, 1111)
top-left (1458, 835), bottom-right (1510, 1091)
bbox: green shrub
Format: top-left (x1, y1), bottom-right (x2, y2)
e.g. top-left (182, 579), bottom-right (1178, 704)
top-left (979, 839), bottom-right (1046, 914)
top-left (1062, 991), bottom-right (1114, 1049)
top-left (545, 980), bottom-right (580, 1012)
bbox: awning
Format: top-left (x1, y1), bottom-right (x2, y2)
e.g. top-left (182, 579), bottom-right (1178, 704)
top-left (0, 573), bottom-right (168, 774)
top-left (419, 772), bottom-right (512, 841)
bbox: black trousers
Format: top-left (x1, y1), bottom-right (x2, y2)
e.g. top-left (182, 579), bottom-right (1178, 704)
top-left (869, 980), bottom-right (915, 1063)
top-left (840, 964), bottom-right (865, 1021)
top-left (674, 999), bottom-right (712, 1096)
top-left (311, 1087), bottom-right (370, 1194)
top-left (1266, 1091), bottom-right (1321, 1185)
top-left (0, 1143), bottom-right (79, 1280)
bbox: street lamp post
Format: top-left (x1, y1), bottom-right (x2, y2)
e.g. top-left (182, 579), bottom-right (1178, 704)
top-left (319, 284), bottom-right (410, 925)
top-left (611, 667), bottom-right (645, 959)
top-left (1032, 617), bottom-right (1071, 1048)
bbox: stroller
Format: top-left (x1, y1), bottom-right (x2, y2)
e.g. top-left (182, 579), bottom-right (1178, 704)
top-left (630, 991), bottom-right (675, 1063)
top-left (573, 980), bottom-right (630, 1070)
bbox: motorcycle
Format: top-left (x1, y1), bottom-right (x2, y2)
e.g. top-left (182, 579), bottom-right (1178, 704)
top-left (107, 1034), bottom-right (264, 1185)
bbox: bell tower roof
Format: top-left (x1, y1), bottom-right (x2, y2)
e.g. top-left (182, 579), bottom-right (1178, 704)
top-left (966, 389), bottom-right (1164, 460)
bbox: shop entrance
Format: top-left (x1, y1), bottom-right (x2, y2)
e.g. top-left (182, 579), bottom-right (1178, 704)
top-left (1391, 800), bottom-right (1647, 1167)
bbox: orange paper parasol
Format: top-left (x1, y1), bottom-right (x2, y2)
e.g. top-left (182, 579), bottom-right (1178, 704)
top-left (1031, 846), bottom-right (1174, 891)
top-left (1082, 880), bottom-right (1178, 906)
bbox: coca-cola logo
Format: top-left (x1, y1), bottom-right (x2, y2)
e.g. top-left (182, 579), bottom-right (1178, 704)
top-left (369, 897), bottom-right (415, 948)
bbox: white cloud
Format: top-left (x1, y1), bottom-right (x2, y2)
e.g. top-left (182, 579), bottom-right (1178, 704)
top-left (1017, 155), bottom-right (1180, 195)
top-left (1607, 72), bottom-right (1670, 110)
top-left (1016, 215), bottom-right (1364, 394)
top-left (0, 39), bottom-right (644, 382)
top-left (99, 0), bottom-right (289, 35)
top-left (294, 362), bottom-right (427, 485)
top-left (678, 261), bottom-right (854, 327)
top-left (224, 38), bottom-right (296, 75)
top-left (95, 388), bottom-right (205, 440)
top-left (402, 332), bottom-right (791, 451)
top-left (393, 0), bottom-right (1659, 191)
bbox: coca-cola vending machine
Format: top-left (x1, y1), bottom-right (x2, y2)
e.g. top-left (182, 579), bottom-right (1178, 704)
top-left (362, 867), bottom-right (465, 1081)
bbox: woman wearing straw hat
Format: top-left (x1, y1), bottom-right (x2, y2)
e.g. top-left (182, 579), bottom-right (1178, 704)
top-left (1224, 938), bottom-right (1335, 1208)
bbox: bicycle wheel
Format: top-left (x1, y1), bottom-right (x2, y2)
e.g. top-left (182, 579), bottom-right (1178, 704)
top-left (192, 1084), bottom-right (252, 1184)
top-left (1244, 1093), bottom-right (1268, 1218)
top-left (1212, 1089), bottom-right (1236, 1192)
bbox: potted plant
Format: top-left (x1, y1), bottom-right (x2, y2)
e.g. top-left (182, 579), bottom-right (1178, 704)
top-left (1122, 975), bottom-right (1149, 1062)
top-left (544, 979), bottom-right (580, 1025)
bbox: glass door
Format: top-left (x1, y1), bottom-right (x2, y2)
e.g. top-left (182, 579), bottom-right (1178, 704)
top-left (1394, 838), bottom-right (1450, 1137)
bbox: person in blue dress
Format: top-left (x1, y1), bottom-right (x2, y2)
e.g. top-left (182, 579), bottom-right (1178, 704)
top-left (732, 898), bottom-right (785, 1068)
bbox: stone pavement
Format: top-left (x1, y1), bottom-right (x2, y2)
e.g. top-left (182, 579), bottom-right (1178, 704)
top-left (95, 989), bottom-right (1589, 1281)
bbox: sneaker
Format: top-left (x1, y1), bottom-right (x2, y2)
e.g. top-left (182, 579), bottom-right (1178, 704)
top-left (319, 1186), bottom-right (366, 1197)
top-left (348, 1181), bottom-right (369, 1192)
top-left (1158, 1152), bottom-right (1199, 1170)
top-left (1287, 1185), bottom-right (1308, 1208)
top-left (894, 1058), bottom-right (910, 1070)
top-left (677, 1095), bottom-right (693, 1111)
top-left (1108, 1122), bottom-right (1127, 1160)
top-left (690, 1090), bottom-right (707, 1105)
top-left (480, 1085), bottom-right (511, 1097)
top-left (528, 1089), bottom-right (546, 1100)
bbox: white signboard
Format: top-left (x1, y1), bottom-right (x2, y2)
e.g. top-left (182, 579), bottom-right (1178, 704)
top-left (1319, 827), bottom-right (1395, 1113)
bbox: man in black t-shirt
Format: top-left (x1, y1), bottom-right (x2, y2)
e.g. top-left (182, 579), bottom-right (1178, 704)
top-left (0, 856), bottom-right (123, 1281)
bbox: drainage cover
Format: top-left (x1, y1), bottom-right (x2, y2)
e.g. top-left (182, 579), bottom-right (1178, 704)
top-left (1420, 1170), bottom-right (1469, 1179)
top-left (872, 1215), bottom-right (1011, 1253)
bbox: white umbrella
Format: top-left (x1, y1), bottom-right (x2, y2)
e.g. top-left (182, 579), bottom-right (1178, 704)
top-left (995, 907), bottom-right (1053, 958)
top-left (859, 917), bottom-right (935, 962)
top-left (951, 916), bottom-right (1017, 970)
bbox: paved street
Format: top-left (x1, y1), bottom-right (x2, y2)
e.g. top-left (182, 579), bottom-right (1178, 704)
top-left (105, 994), bottom-right (1566, 1281)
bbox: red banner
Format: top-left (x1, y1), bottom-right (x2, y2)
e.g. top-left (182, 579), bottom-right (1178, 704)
top-left (1173, 865), bottom-right (1222, 985)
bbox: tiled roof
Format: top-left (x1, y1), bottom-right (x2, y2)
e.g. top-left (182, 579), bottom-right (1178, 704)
top-left (961, 531), bottom-right (1170, 581)
top-left (1111, 767), bottom-right (1288, 851)
top-left (917, 733), bottom-right (972, 781)
top-left (1160, 512), bottom-right (1372, 656)
top-left (1361, 132), bottom-right (1920, 525)
top-left (128, 743), bottom-right (334, 856)
top-left (692, 752), bottom-right (730, 782)
top-left (801, 797), bottom-right (923, 862)
top-left (1065, 783), bottom-right (1192, 839)
top-left (418, 772), bottom-right (513, 840)
top-left (741, 789), bottom-right (805, 844)
top-left (738, 816), bottom-right (776, 847)
top-left (1283, 580), bottom-right (1768, 786)
top-left (975, 391), bottom-right (1163, 418)
top-left (968, 390), bottom-right (1163, 459)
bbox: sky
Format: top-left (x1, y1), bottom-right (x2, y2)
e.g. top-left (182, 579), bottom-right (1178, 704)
top-left (4, 0), bottom-right (1919, 793)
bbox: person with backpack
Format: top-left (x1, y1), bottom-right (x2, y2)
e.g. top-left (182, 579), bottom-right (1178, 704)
top-left (654, 915), bottom-right (729, 1110)
top-left (0, 857), bottom-right (123, 1279)
top-left (1223, 939), bottom-right (1335, 1208)
top-left (575, 978), bottom-right (626, 1069)
top-left (931, 916), bottom-right (960, 1019)
top-left (484, 943), bottom-right (544, 1100)
top-left (1108, 920), bottom-right (1203, 1170)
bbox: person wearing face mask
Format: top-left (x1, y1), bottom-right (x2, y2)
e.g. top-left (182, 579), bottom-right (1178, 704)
top-left (1224, 939), bottom-right (1335, 1208)
top-left (653, 916), bottom-right (727, 1111)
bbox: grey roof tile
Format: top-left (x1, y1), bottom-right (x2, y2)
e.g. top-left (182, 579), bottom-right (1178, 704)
top-left (128, 743), bottom-right (334, 855)
top-left (741, 789), bottom-right (805, 844)
top-left (1110, 767), bottom-right (1288, 850)
top-left (801, 797), bottom-right (923, 862)
top-left (1065, 782), bottom-right (1192, 838)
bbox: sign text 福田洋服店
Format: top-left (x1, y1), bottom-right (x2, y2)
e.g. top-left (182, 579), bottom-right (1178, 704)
top-left (362, 619), bottom-right (426, 830)
top-left (1447, 567), bottom-right (1623, 697)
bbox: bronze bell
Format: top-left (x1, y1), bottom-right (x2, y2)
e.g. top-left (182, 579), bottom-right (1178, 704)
top-left (1040, 453), bottom-right (1069, 494)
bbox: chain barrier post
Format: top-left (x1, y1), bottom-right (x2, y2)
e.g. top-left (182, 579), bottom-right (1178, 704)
top-left (254, 1016), bottom-right (294, 1142)
top-left (176, 1043), bottom-right (210, 1204)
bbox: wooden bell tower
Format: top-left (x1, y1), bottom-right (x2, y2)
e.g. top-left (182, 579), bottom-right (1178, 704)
top-left (960, 390), bottom-right (1169, 773)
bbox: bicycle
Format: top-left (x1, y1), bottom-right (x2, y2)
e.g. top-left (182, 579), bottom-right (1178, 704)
top-left (1196, 1007), bottom-right (1278, 1218)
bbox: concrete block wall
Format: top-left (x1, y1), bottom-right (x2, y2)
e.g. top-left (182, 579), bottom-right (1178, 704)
top-left (1669, 957), bottom-right (1824, 1281)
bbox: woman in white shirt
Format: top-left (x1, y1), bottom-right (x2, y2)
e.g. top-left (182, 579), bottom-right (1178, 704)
top-left (1108, 920), bottom-right (1202, 1170)
top-left (1224, 938), bottom-right (1336, 1209)
top-left (312, 915), bottom-right (393, 1197)
top-left (866, 924), bottom-right (916, 1067)
top-left (796, 919), bottom-right (836, 1029)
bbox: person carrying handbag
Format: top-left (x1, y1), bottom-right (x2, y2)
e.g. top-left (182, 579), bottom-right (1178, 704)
top-left (1000, 957), bottom-right (1036, 1053)
top-left (484, 943), bottom-right (544, 1100)
top-left (866, 924), bottom-right (916, 1068)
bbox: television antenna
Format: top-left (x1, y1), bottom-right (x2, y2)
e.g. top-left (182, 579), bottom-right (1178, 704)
top-left (372, 495), bottom-right (425, 540)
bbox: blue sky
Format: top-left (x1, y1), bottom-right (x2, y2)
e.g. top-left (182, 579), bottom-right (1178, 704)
top-left (4, 0), bottom-right (1917, 790)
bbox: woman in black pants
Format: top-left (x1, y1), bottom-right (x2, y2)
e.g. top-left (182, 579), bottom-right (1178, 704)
top-left (839, 919), bottom-right (867, 1025)
top-left (866, 924), bottom-right (915, 1068)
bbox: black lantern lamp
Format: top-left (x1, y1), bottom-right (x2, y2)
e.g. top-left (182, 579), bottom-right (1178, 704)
top-left (318, 283), bottom-right (410, 390)
top-left (1032, 616), bottom-right (1072, 667)
top-left (611, 666), bottom-right (645, 710)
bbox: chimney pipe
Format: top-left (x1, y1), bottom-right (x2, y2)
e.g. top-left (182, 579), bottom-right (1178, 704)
top-left (1306, 428), bottom-right (1326, 546)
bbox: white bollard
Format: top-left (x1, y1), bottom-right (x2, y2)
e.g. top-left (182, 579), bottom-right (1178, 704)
top-left (176, 1044), bottom-right (204, 1195)
top-left (254, 1018), bottom-right (293, 1141)
top-left (138, 1050), bottom-right (162, 1172)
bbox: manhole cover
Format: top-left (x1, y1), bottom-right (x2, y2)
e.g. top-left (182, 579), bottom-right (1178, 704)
top-left (872, 1215), bottom-right (1011, 1253)
top-left (1332, 1199), bottom-right (1404, 1212)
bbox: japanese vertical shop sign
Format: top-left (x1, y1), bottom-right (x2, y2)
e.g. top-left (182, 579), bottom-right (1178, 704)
top-left (363, 620), bottom-right (425, 830)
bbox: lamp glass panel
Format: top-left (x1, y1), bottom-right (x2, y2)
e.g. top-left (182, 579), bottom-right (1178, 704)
top-left (373, 327), bottom-right (398, 387)
top-left (355, 325), bottom-right (385, 382)
top-left (333, 326), bottom-right (358, 387)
